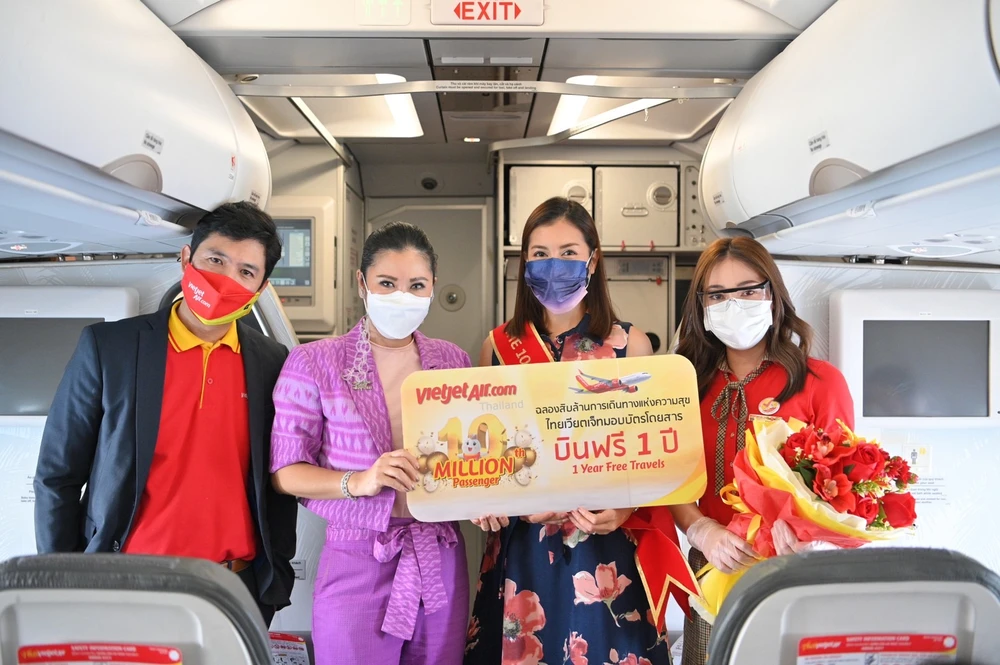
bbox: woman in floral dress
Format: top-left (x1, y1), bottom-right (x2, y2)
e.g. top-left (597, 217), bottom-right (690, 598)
top-left (465, 197), bottom-right (666, 665)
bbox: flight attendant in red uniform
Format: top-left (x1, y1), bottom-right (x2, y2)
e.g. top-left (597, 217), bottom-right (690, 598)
top-left (671, 237), bottom-right (855, 665)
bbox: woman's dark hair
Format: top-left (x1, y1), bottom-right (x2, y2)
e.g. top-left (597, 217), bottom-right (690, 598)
top-left (361, 221), bottom-right (438, 277)
top-left (190, 201), bottom-right (282, 284)
top-left (675, 237), bottom-right (813, 403)
top-left (505, 197), bottom-right (618, 339)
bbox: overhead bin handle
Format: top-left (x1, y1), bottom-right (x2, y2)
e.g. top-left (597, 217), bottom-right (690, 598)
top-left (621, 206), bottom-right (650, 218)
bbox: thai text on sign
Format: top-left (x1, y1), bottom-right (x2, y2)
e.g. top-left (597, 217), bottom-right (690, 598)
top-left (401, 354), bottom-right (706, 522)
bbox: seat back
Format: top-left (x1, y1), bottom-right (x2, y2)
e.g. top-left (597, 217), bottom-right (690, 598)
top-left (0, 554), bottom-right (272, 665)
top-left (708, 548), bottom-right (1000, 665)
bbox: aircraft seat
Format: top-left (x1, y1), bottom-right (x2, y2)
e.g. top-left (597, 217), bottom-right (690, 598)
top-left (0, 554), bottom-right (273, 665)
top-left (707, 548), bottom-right (1000, 665)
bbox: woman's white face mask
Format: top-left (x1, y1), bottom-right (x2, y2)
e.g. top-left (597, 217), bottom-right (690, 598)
top-left (703, 299), bottom-right (773, 350)
top-left (363, 277), bottom-right (432, 340)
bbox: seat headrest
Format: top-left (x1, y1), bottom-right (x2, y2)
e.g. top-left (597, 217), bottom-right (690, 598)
top-left (0, 554), bottom-right (272, 664)
top-left (709, 548), bottom-right (1000, 665)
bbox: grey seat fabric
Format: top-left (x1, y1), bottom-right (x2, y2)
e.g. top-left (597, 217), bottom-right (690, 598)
top-left (708, 548), bottom-right (1000, 665)
top-left (0, 554), bottom-right (272, 665)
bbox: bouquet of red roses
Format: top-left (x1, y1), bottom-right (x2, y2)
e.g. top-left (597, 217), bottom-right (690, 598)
top-left (691, 416), bottom-right (918, 624)
top-left (779, 420), bottom-right (918, 530)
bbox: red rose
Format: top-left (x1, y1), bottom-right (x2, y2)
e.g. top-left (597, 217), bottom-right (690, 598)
top-left (849, 496), bottom-right (879, 525)
top-left (781, 431), bottom-right (808, 466)
top-left (885, 457), bottom-right (912, 483)
top-left (812, 463), bottom-right (857, 513)
top-left (881, 492), bottom-right (917, 528)
top-left (787, 431), bottom-right (808, 449)
top-left (846, 443), bottom-right (886, 483)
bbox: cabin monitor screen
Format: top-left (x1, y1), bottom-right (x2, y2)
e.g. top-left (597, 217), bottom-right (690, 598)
top-left (862, 320), bottom-right (989, 418)
top-left (0, 317), bottom-right (103, 416)
top-left (271, 218), bottom-right (312, 288)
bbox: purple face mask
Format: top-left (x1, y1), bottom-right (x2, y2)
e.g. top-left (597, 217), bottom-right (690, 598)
top-left (524, 256), bottom-right (592, 314)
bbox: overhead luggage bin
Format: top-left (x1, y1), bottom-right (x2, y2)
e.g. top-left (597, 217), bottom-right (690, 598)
top-left (0, 0), bottom-right (271, 258)
top-left (0, 554), bottom-right (273, 665)
top-left (699, 0), bottom-right (1000, 242)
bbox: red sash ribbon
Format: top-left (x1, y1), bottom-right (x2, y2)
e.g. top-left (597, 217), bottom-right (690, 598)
top-left (489, 322), bottom-right (554, 365)
top-left (490, 323), bottom-right (696, 631)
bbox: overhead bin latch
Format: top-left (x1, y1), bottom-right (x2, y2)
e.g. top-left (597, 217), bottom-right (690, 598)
top-left (621, 206), bottom-right (649, 217)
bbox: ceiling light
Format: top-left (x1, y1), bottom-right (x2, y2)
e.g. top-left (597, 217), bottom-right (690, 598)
top-left (464, 137), bottom-right (481, 143)
top-left (375, 73), bottom-right (423, 138)
top-left (548, 75), bottom-right (597, 135)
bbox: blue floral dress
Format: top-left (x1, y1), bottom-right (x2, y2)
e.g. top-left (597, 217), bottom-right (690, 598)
top-left (465, 316), bottom-right (669, 665)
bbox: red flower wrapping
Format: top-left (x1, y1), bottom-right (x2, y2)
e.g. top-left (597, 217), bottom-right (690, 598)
top-left (725, 443), bottom-right (869, 558)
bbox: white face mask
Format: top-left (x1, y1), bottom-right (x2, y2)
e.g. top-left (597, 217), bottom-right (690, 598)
top-left (703, 299), bottom-right (773, 350)
top-left (363, 279), bottom-right (432, 340)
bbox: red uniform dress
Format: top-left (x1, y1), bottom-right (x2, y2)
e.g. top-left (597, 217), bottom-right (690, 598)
top-left (682, 357), bottom-right (854, 665)
top-left (699, 357), bottom-right (855, 526)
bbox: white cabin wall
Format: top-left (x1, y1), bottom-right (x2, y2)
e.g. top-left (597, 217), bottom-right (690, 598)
top-left (270, 143), bottom-right (348, 198)
top-left (779, 260), bottom-right (1000, 575)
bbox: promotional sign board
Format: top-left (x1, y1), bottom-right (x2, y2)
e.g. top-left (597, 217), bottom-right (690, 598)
top-left (401, 354), bottom-right (706, 521)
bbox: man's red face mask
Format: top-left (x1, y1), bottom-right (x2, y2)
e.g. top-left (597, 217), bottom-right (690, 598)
top-left (181, 263), bottom-right (261, 326)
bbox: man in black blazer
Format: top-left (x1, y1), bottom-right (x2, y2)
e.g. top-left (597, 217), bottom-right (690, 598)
top-left (34, 201), bottom-right (297, 626)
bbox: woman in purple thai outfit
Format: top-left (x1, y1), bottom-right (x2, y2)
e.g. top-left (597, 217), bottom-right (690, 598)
top-left (270, 222), bottom-right (471, 665)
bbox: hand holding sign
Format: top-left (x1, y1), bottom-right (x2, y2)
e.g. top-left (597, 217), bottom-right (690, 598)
top-left (401, 354), bottom-right (706, 522)
top-left (353, 449), bottom-right (421, 496)
top-left (568, 507), bottom-right (634, 535)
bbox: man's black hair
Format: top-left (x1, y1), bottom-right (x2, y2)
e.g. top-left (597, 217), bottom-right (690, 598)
top-left (190, 201), bottom-right (282, 284)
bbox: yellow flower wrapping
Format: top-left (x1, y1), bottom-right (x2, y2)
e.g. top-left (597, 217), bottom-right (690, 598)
top-left (690, 417), bottom-right (904, 625)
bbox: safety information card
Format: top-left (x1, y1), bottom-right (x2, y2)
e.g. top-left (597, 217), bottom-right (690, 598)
top-left (797, 634), bottom-right (958, 664)
top-left (18, 644), bottom-right (182, 664)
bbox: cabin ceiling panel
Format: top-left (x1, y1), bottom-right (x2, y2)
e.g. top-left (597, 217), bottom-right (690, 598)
top-left (428, 39), bottom-right (546, 67)
top-left (542, 39), bottom-right (788, 77)
top-left (433, 64), bottom-right (538, 142)
top-left (171, 0), bottom-right (807, 38)
top-left (346, 142), bottom-right (488, 164)
top-left (183, 36), bottom-right (430, 74)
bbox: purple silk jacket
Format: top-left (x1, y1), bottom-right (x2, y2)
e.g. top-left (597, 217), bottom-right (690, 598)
top-left (270, 320), bottom-right (472, 540)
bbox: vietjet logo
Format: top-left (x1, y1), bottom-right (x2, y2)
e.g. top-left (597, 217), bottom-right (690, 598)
top-left (453, 1), bottom-right (523, 20)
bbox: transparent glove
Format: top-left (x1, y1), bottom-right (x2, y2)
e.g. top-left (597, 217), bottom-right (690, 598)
top-left (771, 519), bottom-right (807, 555)
top-left (771, 519), bottom-right (842, 555)
top-left (686, 516), bottom-right (757, 574)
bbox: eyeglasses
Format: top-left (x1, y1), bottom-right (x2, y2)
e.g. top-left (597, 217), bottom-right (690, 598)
top-left (697, 281), bottom-right (770, 308)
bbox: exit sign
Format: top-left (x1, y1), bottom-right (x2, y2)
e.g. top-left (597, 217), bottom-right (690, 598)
top-left (431, 0), bottom-right (544, 25)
